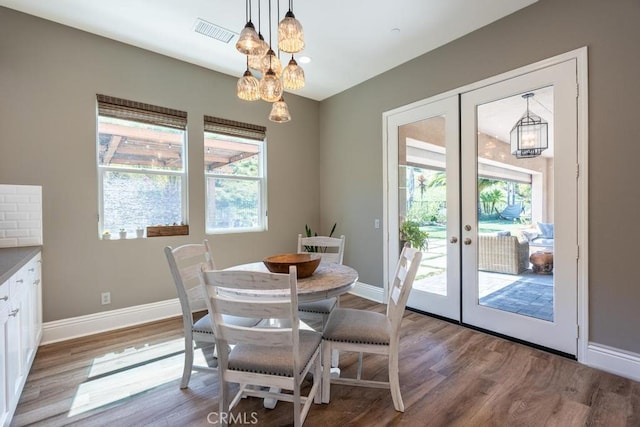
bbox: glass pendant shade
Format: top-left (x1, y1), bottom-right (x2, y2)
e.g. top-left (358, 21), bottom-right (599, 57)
top-left (248, 34), bottom-right (269, 70)
top-left (260, 49), bottom-right (282, 77)
top-left (510, 93), bottom-right (548, 158)
top-left (269, 97), bottom-right (291, 123)
top-left (259, 69), bottom-right (283, 102)
top-left (236, 21), bottom-right (262, 55)
top-left (235, 0), bottom-right (306, 122)
top-left (283, 57), bottom-right (305, 90)
top-left (278, 11), bottom-right (305, 53)
top-left (237, 69), bottom-right (260, 101)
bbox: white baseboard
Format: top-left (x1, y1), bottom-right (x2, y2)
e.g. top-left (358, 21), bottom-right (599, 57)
top-left (41, 298), bottom-right (182, 345)
top-left (41, 284), bottom-right (384, 345)
top-left (40, 291), bottom-right (640, 384)
top-left (586, 343), bottom-right (640, 382)
top-left (348, 281), bottom-right (384, 303)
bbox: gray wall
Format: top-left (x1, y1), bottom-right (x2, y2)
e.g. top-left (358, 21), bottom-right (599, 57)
top-left (0, 8), bottom-right (320, 321)
top-left (319, 0), bottom-right (640, 354)
top-left (2, 0), bottom-right (640, 355)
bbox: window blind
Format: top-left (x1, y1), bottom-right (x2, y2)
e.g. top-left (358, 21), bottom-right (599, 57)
top-left (204, 115), bottom-right (266, 141)
top-left (97, 94), bottom-right (187, 130)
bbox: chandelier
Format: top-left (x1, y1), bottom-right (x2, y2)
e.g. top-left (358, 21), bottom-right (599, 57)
top-left (510, 92), bottom-right (548, 158)
top-left (236, 0), bottom-right (305, 123)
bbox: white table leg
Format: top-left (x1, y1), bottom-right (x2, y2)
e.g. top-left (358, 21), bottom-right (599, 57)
top-left (263, 387), bottom-right (279, 409)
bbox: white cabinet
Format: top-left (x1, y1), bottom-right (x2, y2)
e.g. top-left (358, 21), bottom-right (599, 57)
top-left (1, 251), bottom-right (42, 427)
top-left (0, 288), bottom-right (9, 427)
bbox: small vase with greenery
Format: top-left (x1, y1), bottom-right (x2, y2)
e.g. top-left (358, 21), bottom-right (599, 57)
top-left (400, 220), bottom-right (428, 251)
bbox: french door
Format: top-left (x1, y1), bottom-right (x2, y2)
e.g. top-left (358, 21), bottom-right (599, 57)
top-left (385, 59), bottom-right (579, 355)
top-left (386, 95), bottom-right (461, 320)
top-left (461, 60), bottom-right (578, 355)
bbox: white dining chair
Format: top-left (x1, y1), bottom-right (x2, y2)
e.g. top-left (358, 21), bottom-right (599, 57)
top-left (321, 245), bottom-right (422, 412)
top-left (164, 240), bottom-right (260, 389)
top-left (296, 234), bottom-right (346, 329)
top-left (200, 266), bottom-right (322, 427)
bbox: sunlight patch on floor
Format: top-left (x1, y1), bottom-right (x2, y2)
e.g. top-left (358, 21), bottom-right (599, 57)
top-left (69, 338), bottom-right (207, 417)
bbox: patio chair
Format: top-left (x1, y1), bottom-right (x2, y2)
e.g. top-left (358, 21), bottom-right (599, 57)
top-left (496, 204), bottom-right (524, 221)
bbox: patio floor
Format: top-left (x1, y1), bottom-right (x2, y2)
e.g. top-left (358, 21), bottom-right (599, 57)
top-left (411, 235), bottom-right (554, 322)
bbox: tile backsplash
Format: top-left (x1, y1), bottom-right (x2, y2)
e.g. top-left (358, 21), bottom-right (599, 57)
top-left (0, 184), bottom-right (43, 248)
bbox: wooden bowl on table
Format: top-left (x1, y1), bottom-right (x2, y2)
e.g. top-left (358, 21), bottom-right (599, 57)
top-left (263, 253), bottom-right (322, 278)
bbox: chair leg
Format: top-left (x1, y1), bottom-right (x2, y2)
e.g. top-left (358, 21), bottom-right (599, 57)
top-left (219, 378), bottom-right (230, 427)
top-left (322, 341), bottom-right (333, 403)
top-left (180, 336), bottom-right (194, 389)
top-left (293, 381), bottom-right (302, 427)
top-left (325, 313), bottom-right (342, 368)
top-left (356, 352), bottom-right (363, 380)
top-left (388, 352), bottom-right (404, 412)
top-left (314, 353), bottom-right (322, 404)
top-left (198, 341), bottom-right (218, 368)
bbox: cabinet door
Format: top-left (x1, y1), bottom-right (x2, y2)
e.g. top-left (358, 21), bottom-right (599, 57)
top-left (20, 257), bottom-right (39, 362)
top-left (5, 286), bottom-right (23, 406)
top-left (18, 283), bottom-right (32, 370)
top-left (0, 300), bottom-right (9, 427)
top-left (28, 255), bottom-right (42, 348)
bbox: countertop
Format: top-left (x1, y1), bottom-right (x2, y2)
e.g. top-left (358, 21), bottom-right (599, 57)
top-left (0, 246), bottom-right (42, 284)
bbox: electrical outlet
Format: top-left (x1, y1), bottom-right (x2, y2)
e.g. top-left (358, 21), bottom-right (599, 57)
top-left (374, 219), bottom-right (380, 229)
top-left (101, 292), bottom-right (111, 305)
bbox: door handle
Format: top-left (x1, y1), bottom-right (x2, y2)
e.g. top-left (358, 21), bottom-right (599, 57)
top-left (0, 296), bottom-right (7, 301)
top-left (449, 237), bottom-right (458, 244)
top-left (464, 225), bottom-right (472, 231)
top-left (464, 238), bottom-right (472, 245)
top-left (9, 308), bottom-right (19, 317)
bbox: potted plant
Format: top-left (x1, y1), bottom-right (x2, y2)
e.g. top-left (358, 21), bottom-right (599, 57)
top-left (119, 228), bottom-right (127, 239)
top-left (304, 223), bottom-right (336, 253)
top-left (102, 231), bottom-right (111, 240)
top-left (136, 227), bottom-right (145, 238)
top-left (400, 220), bottom-right (428, 251)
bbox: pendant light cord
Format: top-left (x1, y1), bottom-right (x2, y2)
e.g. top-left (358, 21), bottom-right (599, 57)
top-left (268, 0), bottom-right (272, 47)
top-left (258, 0), bottom-right (261, 34)
top-left (268, 0), bottom-right (273, 69)
top-left (277, 0), bottom-right (281, 61)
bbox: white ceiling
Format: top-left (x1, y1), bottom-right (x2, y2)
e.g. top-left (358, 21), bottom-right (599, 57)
top-left (0, 0), bottom-right (537, 101)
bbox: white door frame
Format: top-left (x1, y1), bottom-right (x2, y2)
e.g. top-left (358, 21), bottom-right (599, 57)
top-left (382, 47), bottom-right (588, 361)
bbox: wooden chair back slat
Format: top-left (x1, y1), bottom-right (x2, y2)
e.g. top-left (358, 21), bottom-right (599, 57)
top-left (297, 234), bottom-right (346, 265)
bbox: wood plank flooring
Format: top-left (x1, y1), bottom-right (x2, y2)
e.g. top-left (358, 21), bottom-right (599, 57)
top-left (12, 294), bottom-right (640, 426)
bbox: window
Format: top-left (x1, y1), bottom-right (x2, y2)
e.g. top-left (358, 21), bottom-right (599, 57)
top-left (97, 95), bottom-right (187, 238)
top-left (204, 116), bottom-right (267, 233)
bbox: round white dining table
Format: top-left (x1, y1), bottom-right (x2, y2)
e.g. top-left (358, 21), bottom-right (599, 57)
top-left (226, 261), bottom-right (358, 303)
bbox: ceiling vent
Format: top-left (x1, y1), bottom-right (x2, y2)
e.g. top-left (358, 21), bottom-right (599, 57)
top-left (194, 18), bottom-right (236, 43)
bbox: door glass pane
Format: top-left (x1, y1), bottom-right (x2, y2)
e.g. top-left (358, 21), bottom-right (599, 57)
top-left (475, 86), bottom-right (555, 322)
top-left (399, 116), bottom-right (447, 296)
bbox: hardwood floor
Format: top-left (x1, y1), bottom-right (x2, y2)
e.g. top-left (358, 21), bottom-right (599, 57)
top-left (12, 294), bottom-right (640, 426)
